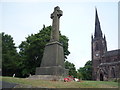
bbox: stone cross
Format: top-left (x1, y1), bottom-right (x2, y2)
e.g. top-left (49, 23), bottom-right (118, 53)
top-left (50, 6), bottom-right (63, 41)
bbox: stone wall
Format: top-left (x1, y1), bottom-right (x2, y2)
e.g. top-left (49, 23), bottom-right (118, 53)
top-left (96, 59), bottom-right (120, 81)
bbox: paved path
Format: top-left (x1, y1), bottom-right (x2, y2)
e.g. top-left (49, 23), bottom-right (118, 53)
top-left (0, 81), bottom-right (18, 88)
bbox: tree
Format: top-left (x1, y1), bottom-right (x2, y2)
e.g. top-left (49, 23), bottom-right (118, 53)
top-left (2, 32), bottom-right (21, 76)
top-left (65, 61), bottom-right (77, 78)
top-left (19, 25), bottom-right (70, 77)
top-left (77, 60), bottom-right (92, 80)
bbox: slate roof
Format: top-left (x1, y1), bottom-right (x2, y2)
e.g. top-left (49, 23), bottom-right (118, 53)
top-left (102, 49), bottom-right (120, 57)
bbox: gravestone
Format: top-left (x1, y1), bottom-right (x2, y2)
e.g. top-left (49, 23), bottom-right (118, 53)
top-left (30, 6), bottom-right (68, 80)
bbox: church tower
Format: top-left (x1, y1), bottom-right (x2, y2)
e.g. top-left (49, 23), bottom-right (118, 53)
top-left (91, 8), bottom-right (107, 80)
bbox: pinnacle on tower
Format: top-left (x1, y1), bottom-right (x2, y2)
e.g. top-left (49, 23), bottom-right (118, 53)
top-left (104, 34), bottom-right (106, 40)
top-left (104, 34), bottom-right (107, 51)
top-left (91, 34), bottom-right (93, 41)
top-left (94, 8), bottom-right (103, 38)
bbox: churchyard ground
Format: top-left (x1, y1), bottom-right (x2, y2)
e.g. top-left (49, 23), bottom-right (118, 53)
top-left (1, 76), bottom-right (119, 88)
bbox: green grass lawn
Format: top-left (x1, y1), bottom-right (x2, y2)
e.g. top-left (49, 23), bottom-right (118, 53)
top-left (1, 76), bottom-right (118, 88)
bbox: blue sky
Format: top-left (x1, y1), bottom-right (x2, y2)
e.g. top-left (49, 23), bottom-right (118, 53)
top-left (1, 0), bottom-right (119, 69)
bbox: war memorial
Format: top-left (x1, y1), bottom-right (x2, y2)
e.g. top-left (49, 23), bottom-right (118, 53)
top-left (29, 6), bottom-right (68, 80)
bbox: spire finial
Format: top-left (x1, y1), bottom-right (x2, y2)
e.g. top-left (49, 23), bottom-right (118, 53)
top-left (95, 6), bottom-right (97, 11)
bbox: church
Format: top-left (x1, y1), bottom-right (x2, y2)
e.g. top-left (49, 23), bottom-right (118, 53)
top-left (91, 8), bottom-right (120, 81)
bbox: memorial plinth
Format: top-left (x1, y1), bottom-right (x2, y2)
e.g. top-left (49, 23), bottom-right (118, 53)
top-left (35, 41), bottom-right (68, 76)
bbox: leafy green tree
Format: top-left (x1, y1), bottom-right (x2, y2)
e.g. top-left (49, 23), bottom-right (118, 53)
top-left (65, 60), bottom-right (77, 78)
top-left (2, 32), bottom-right (20, 76)
top-left (77, 72), bottom-right (82, 79)
top-left (77, 60), bottom-right (92, 80)
top-left (19, 25), bottom-right (70, 77)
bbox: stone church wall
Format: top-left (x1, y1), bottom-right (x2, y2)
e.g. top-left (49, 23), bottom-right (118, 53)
top-left (96, 53), bottom-right (120, 81)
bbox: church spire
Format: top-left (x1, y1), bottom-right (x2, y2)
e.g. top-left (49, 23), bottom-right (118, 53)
top-left (94, 8), bottom-right (103, 38)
